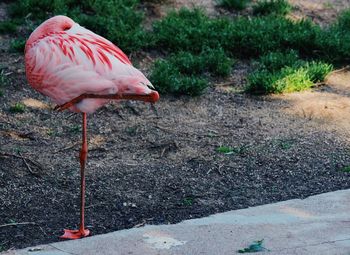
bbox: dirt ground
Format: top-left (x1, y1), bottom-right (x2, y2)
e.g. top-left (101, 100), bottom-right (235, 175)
top-left (2, 0), bottom-right (350, 251)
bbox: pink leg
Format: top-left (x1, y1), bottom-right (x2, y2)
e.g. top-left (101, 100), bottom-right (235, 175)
top-left (60, 113), bottom-right (90, 239)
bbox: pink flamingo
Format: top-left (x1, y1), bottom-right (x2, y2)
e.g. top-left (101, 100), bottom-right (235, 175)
top-left (25, 16), bottom-right (159, 239)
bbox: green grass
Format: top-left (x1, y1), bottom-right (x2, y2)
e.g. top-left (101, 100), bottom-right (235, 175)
top-left (216, 0), bottom-right (251, 10)
top-left (340, 166), bottom-right (350, 173)
top-left (150, 48), bottom-right (233, 95)
top-left (217, 146), bottom-right (234, 154)
top-left (152, 9), bottom-right (321, 59)
top-left (9, 103), bottom-right (26, 113)
top-left (246, 50), bottom-right (333, 94)
top-left (256, 50), bottom-right (301, 71)
top-left (69, 125), bottom-right (81, 134)
top-left (183, 197), bottom-right (194, 206)
top-left (247, 60), bottom-right (333, 94)
top-left (0, 21), bottom-right (17, 34)
top-left (6, 1), bottom-right (350, 96)
top-left (150, 59), bottom-right (209, 96)
top-left (9, 0), bottom-right (148, 53)
top-left (253, 0), bottom-right (292, 16)
top-left (10, 38), bottom-right (26, 53)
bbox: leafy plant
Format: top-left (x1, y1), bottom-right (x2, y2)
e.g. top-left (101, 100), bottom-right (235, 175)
top-left (253, 0), bottom-right (292, 16)
top-left (216, 0), bottom-right (251, 10)
top-left (9, 103), bottom-right (26, 113)
top-left (238, 239), bottom-right (267, 253)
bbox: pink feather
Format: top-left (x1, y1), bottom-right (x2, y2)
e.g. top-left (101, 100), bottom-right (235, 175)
top-left (25, 15), bottom-right (155, 113)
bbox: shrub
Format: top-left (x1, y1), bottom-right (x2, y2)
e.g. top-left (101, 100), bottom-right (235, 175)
top-left (150, 48), bottom-right (233, 95)
top-left (256, 50), bottom-right (301, 71)
top-left (246, 60), bottom-right (333, 94)
top-left (8, 0), bottom-right (148, 53)
top-left (304, 61), bottom-right (333, 82)
top-left (169, 48), bottom-right (233, 77)
top-left (253, 0), bottom-right (292, 16)
top-left (150, 59), bottom-right (208, 96)
top-left (203, 47), bottom-right (234, 77)
top-left (152, 8), bottom-right (216, 53)
top-left (216, 0), bottom-right (251, 11)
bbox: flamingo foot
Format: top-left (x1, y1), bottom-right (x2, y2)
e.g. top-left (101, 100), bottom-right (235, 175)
top-left (60, 228), bottom-right (90, 239)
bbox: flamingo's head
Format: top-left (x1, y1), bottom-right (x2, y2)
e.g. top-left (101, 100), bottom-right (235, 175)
top-left (25, 15), bottom-right (74, 52)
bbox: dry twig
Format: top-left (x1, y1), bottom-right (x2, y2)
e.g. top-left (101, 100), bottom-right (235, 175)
top-left (0, 222), bottom-right (36, 228)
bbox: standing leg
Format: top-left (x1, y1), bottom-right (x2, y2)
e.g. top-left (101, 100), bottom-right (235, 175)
top-left (60, 113), bottom-right (90, 239)
top-left (79, 112), bottom-right (90, 236)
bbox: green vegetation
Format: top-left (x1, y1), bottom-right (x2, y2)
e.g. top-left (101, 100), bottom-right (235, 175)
top-left (150, 59), bottom-right (208, 96)
top-left (216, 145), bottom-right (247, 154)
top-left (247, 56), bottom-right (333, 94)
top-left (7, 1), bottom-right (350, 96)
top-left (216, 0), bottom-right (251, 10)
top-left (69, 125), bottom-right (81, 134)
top-left (9, 0), bottom-right (148, 53)
top-left (217, 146), bottom-right (234, 154)
top-left (238, 239), bottom-right (267, 253)
top-left (246, 50), bottom-right (333, 94)
top-left (0, 21), bottom-right (17, 34)
top-left (183, 197), bottom-right (194, 206)
top-left (340, 166), bottom-right (350, 173)
top-left (150, 48), bottom-right (233, 95)
top-left (253, 0), bottom-right (292, 16)
top-left (9, 103), bottom-right (26, 113)
top-left (10, 38), bottom-right (26, 53)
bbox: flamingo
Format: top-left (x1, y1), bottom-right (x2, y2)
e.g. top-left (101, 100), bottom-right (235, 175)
top-left (25, 16), bottom-right (159, 239)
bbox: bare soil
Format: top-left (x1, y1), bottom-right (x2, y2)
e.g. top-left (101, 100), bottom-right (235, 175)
top-left (2, 0), bottom-right (350, 252)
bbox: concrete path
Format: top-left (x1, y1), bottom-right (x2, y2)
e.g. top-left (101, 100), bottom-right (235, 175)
top-left (3, 189), bottom-right (350, 255)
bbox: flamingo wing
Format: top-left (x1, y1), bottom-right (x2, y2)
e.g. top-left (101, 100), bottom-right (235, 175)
top-left (25, 24), bottom-right (149, 112)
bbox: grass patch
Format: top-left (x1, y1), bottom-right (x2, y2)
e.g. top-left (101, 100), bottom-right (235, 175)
top-left (152, 9), bottom-right (320, 59)
top-left (7, 1), bottom-right (350, 96)
top-left (217, 146), bottom-right (234, 154)
top-left (10, 38), bottom-right (26, 53)
top-left (256, 50), bottom-right (301, 71)
top-left (69, 125), bottom-right (81, 134)
top-left (0, 21), bottom-right (17, 34)
top-left (9, 103), bottom-right (26, 113)
top-left (253, 0), bottom-right (292, 16)
top-left (183, 197), bottom-right (194, 206)
top-left (217, 145), bottom-right (247, 154)
top-left (150, 48), bottom-right (233, 95)
top-left (150, 59), bottom-right (208, 96)
top-left (246, 50), bottom-right (333, 94)
top-left (9, 0), bottom-right (148, 53)
top-left (216, 0), bottom-right (251, 10)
